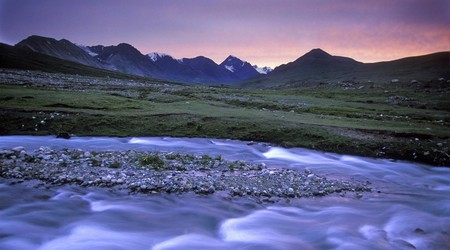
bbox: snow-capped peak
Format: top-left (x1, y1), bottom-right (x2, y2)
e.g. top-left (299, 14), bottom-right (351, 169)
top-left (147, 52), bottom-right (173, 62)
top-left (222, 55), bottom-right (249, 73)
top-left (253, 65), bottom-right (273, 74)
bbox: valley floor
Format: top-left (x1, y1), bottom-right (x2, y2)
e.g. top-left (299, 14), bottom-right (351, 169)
top-left (0, 69), bottom-right (449, 166)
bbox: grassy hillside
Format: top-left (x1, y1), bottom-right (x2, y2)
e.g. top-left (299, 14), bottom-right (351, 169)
top-left (243, 51), bottom-right (450, 88)
top-left (1, 69), bottom-right (449, 166)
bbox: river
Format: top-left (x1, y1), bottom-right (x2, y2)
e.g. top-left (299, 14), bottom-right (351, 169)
top-left (0, 136), bottom-right (449, 249)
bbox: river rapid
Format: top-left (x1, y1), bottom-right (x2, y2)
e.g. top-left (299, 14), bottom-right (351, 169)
top-left (0, 136), bottom-right (449, 250)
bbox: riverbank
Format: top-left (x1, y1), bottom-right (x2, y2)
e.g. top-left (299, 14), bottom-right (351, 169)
top-left (1, 69), bottom-right (449, 166)
top-left (0, 145), bottom-right (371, 203)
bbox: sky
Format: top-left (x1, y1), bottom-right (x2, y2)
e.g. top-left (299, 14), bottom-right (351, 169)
top-left (0, 0), bottom-right (449, 68)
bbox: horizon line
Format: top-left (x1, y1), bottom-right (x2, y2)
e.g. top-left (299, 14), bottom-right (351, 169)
top-left (4, 34), bottom-right (449, 69)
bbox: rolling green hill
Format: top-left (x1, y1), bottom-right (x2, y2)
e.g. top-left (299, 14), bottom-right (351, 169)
top-left (243, 49), bottom-right (450, 88)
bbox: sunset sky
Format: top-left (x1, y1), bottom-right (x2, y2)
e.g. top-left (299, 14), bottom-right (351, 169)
top-left (1, 0), bottom-right (449, 68)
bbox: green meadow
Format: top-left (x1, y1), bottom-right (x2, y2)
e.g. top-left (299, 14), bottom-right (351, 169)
top-left (1, 71), bottom-right (449, 165)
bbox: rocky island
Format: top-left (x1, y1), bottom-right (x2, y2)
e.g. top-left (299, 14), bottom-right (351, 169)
top-left (1, 145), bottom-right (371, 203)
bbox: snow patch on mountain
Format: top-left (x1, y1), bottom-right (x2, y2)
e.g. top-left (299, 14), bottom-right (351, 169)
top-left (253, 65), bottom-right (273, 74)
top-left (76, 44), bottom-right (98, 57)
top-left (148, 52), bottom-right (174, 62)
top-left (224, 65), bottom-right (235, 72)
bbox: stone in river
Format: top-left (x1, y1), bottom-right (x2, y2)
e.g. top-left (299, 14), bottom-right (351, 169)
top-left (56, 132), bottom-right (71, 139)
top-left (12, 146), bottom-right (25, 152)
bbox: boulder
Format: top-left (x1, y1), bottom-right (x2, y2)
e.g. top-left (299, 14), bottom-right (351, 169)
top-left (12, 146), bottom-right (25, 152)
top-left (56, 132), bottom-right (71, 139)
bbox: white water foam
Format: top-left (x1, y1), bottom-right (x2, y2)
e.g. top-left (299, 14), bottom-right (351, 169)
top-left (39, 225), bottom-right (151, 250)
top-left (152, 234), bottom-right (225, 250)
top-left (219, 209), bottom-right (314, 249)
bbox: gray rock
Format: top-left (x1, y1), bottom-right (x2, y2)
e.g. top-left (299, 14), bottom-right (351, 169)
top-left (12, 146), bottom-right (25, 152)
top-left (0, 149), bottom-right (13, 155)
top-left (42, 155), bottom-right (52, 161)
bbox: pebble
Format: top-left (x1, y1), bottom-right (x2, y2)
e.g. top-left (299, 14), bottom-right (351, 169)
top-left (288, 188), bottom-right (295, 196)
top-left (42, 155), bottom-right (52, 161)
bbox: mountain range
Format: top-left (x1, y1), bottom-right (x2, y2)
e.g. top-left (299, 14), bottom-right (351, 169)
top-left (245, 48), bottom-right (449, 88)
top-left (12, 35), bottom-right (271, 84)
top-left (2, 35), bottom-right (449, 87)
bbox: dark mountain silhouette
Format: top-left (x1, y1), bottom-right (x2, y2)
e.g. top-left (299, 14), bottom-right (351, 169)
top-left (264, 48), bottom-right (362, 82)
top-left (15, 35), bottom-right (110, 70)
top-left (0, 43), bottom-right (155, 80)
top-left (148, 53), bottom-right (242, 83)
top-left (243, 49), bottom-right (450, 88)
top-left (146, 53), bottom-right (199, 83)
top-left (14, 35), bottom-right (264, 84)
top-left (87, 43), bottom-right (162, 78)
top-left (181, 56), bottom-right (239, 83)
top-left (8, 35), bottom-right (449, 87)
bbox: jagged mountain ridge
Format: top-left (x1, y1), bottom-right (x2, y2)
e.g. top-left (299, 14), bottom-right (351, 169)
top-left (145, 53), bottom-right (200, 83)
top-left (15, 35), bottom-right (110, 70)
top-left (144, 53), bottom-right (239, 83)
top-left (86, 44), bottom-right (163, 78)
top-left (14, 35), bottom-right (269, 84)
top-left (10, 35), bottom-right (449, 87)
top-left (181, 56), bottom-right (239, 83)
top-left (0, 43), bottom-right (157, 80)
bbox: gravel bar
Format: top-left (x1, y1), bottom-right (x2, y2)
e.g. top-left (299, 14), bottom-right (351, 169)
top-left (0, 146), bottom-right (371, 203)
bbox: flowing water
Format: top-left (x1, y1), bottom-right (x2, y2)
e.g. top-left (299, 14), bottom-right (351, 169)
top-left (0, 136), bottom-right (449, 249)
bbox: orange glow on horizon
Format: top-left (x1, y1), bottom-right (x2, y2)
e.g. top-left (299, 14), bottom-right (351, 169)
top-left (2, 0), bottom-right (449, 69)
